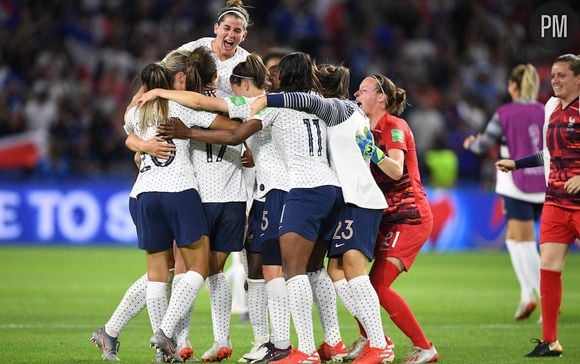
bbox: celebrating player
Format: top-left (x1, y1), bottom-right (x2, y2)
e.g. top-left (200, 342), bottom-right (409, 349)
top-left (496, 53), bottom-right (579, 358)
top-left (353, 74), bottom-right (438, 364)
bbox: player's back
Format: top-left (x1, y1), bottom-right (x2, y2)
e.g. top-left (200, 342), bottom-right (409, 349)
top-left (257, 107), bottom-right (339, 190)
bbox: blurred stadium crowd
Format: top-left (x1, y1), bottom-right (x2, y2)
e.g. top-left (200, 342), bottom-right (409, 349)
top-left (0, 0), bottom-right (576, 185)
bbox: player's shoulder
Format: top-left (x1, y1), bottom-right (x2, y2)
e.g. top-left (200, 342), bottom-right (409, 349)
top-left (385, 113), bottom-right (410, 130)
top-left (176, 37), bottom-right (211, 51)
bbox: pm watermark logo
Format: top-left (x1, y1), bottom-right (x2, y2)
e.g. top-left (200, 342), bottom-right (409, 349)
top-left (530, 1), bottom-right (578, 51)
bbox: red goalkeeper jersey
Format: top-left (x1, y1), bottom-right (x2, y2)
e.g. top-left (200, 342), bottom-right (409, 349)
top-left (370, 113), bottom-right (432, 225)
top-left (545, 97), bottom-right (580, 209)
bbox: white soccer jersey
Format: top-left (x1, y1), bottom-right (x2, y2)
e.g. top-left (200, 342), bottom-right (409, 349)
top-left (188, 92), bottom-right (246, 203)
top-left (267, 93), bottom-right (387, 209)
top-left (127, 101), bottom-right (215, 197)
top-left (174, 37), bottom-right (249, 98)
top-left (227, 96), bottom-right (289, 198)
top-left (254, 107), bottom-right (339, 189)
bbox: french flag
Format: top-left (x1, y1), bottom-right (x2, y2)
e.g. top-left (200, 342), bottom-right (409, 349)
top-left (0, 130), bottom-right (46, 169)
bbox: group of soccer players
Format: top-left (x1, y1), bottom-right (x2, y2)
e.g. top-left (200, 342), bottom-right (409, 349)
top-left (89, 0), bottom-right (579, 362)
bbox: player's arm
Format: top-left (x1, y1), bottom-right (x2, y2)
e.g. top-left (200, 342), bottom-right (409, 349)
top-left (355, 127), bottom-right (404, 180)
top-left (138, 89), bottom-right (229, 113)
top-left (158, 115), bottom-right (261, 145)
top-left (463, 113), bottom-right (503, 153)
top-left (266, 92), bottom-right (348, 125)
top-left (186, 119), bottom-right (262, 145)
top-left (496, 151), bottom-right (544, 172)
top-left (125, 133), bottom-right (175, 159)
top-left (126, 85), bottom-right (146, 113)
top-left (376, 149), bottom-right (404, 180)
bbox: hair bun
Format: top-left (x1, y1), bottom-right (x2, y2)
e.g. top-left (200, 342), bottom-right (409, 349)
top-left (226, 0), bottom-right (244, 7)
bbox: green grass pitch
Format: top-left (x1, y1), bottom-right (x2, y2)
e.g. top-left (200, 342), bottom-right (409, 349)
top-left (0, 246), bottom-right (579, 363)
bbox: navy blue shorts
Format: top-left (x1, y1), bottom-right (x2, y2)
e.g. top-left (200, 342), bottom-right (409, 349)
top-left (280, 186), bottom-right (344, 241)
top-left (135, 189), bottom-right (208, 253)
top-left (245, 200), bottom-right (265, 254)
top-left (204, 201), bottom-right (246, 253)
top-left (129, 197), bottom-right (137, 225)
top-left (260, 189), bottom-right (287, 266)
top-left (329, 205), bottom-right (382, 260)
top-left (502, 196), bottom-right (543, 221)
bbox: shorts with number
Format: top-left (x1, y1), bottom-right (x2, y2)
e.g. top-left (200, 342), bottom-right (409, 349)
top-left (502, 196), bottom-right (543, 221)
top-left (374, 219), bottom-right (433, 271)
top-left (329, 205), bottom-right (382, 260)
top-left (279, 185), bottom-right (344, 242)
top-left (245, 200), bottom-right (265, 254)
top-left (260, 189), bottom-right (287, 266)
top-left (204, 201), bottom-right (246, 253)
top-left (539, 204), bottom-right (580, 244)
top-left (135, 189), bottom-right (208, 253)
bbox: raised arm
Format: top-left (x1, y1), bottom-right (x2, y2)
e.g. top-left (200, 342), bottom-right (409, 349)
top-left (138, 89), bottom-right (229, 113)
top-left (266, 92), bottom-right (353, 126)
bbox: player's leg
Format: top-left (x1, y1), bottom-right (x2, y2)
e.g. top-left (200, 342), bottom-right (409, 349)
top-left (239, 251), bottom-right (270, 362)
top-left (369, 221), bottom-right (438, 364)
top-left (503, 198), bottom-right (541, 321)
top-left (307, 243), bottom-right (347, 362)
top-left (152, 237), bottom-right (210, 363)
top-left (150, 189), bottom-right (210, 363)
top-left (329, 206), bottom-right (393, 364)
top-left (202, 202), bottom-right (246, 362)
top-left (525, 205), bottom-right (577, 357)
top-left (173, 243), bottom-right (199, 362)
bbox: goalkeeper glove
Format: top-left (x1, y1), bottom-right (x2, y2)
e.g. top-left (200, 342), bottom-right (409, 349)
top-left (355, 127), bottom-right (386, 165)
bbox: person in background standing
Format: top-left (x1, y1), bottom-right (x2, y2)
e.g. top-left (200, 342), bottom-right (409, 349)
top-left (464, 63), bottom-right (546, 322)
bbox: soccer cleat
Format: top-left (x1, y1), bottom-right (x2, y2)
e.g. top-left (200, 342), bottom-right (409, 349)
top-left (179, 346), bottom-right (200, 362)
top-left (253, 343), bottom-right (292, 363)
top-left (241, 341), bottom-right (274, 362)
top-left (346, 336), bottom-right (394, 361)
top-left (525, 339), bottom-right (563, 357)
top-left (201, 341), bottom-right (233, 362)
top-left (270, 349), bottom-right (320, 364)
top-left (346, 337), bottom-right (368, 361)
top-left (153, 351), bottom-right (169, 363)
top-left (352, 345), bottom-right (395, 364)
top-left (90, 327), bottom-right (121, 361)
top-left (514, 301), bottom-right (537, 321)
top-left (403, 344), bottom-right (439, 364)
top-left (151, 329), bottom-right (183, 363)
top-left (317, 341), bottom-right (348, 362)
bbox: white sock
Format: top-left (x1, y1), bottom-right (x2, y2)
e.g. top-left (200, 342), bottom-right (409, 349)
top-left (208, 273), bottom-right (232, 346)
top-left (520, 241), bottom-right (541, 299)
top-left (288, 275), bottom-right (315, 354)
top-left (161, 271), bottom-right (204, 337)
top-left (172, 273), bottom-right (194, 348)
top-left (308, 268), bottom-right (341, 346)
top-left (104, 273), bottom-right (147, 338)
top-left (267, 277), bottom-right (291, 349)
top-left (228, 252), bottom-right (249, 315)
top-left (349, 275), bottom-right (386, 348)
top-left (334, 278), bottom-right (358, 319)
top-left (506, 239), bottom-right (530, 302)
top-left (248, 278), bottom-right (269, 340)
top-left (146, 281), bottom-right (168, 334)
